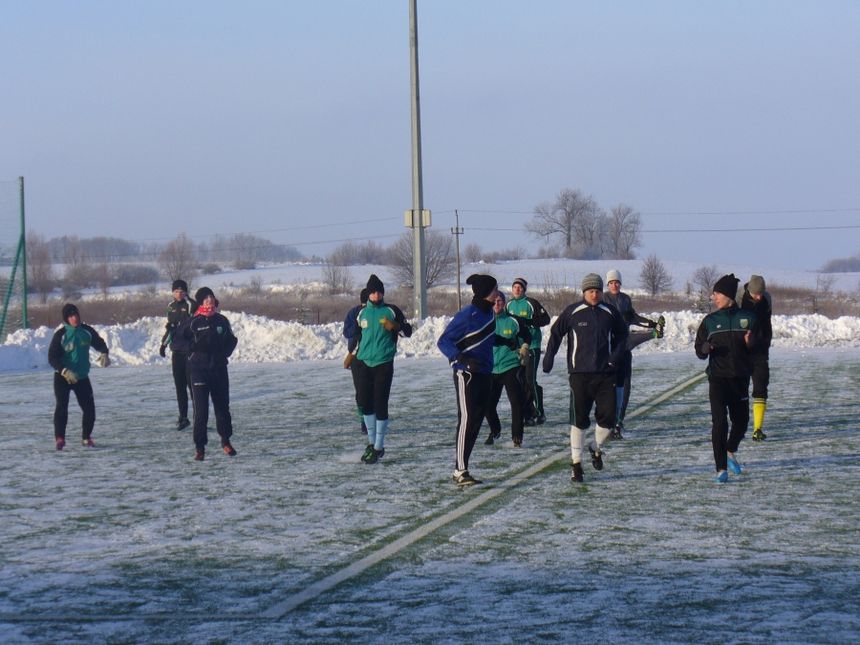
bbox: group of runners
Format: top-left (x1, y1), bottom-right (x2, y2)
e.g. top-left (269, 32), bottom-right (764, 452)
top-left (48, 268), bottom-right (771, 485)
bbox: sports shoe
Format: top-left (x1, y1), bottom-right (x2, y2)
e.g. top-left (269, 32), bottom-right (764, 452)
top-left (571, 462), bottom-right (584, 483)
top-left (513, 437), bottom-right (522, 447)
top-left (589, 445), bottom-right (604, 470)
top-left (714, 470), bottom-right (728, 483)
top-left (82, 437), bottom-right (95, 448)
top-left (752, 429), bottom-right (767, 441)
top-left (222, 443), bottom-right (237, 457)
top-left (375, 447), bottom-right (385, 460)
top-left (360, 444), bottom-right (375, 463)
top-left (610, 423), bottom-right (624, 440)
top-left (537, 414), bottom-right (546, 425)
top-left (55, 437), bottom-right (65, 451)
top-left (194, 449), bottom-right (205, 461)
top-left (655, 315), bottom-right (666, 339)
top-left (176, 417), bottom-right (190, 430)
top-left (524, 417), bottom-right (538, 427)
top-left (727, 456), bottom-right (742, 475)
top-left (364, 448), bottom-right (380, 464)
top-left (484, 434), bottom-right (495, 445)
top-left (453, 471), bottom-right (481, 486)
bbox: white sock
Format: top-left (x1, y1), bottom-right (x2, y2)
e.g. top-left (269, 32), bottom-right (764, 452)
top-left (594, 425), bottom-right (612, 452)
top-left (375, 419), bottom-right (388, 450)
top-left (570, 425), bottom-right (584, 463)
top-left (363, 414), bottom-right (377, 444)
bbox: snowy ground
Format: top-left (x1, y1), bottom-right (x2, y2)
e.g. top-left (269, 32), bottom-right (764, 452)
top-left (1, 349), bottom-right (859, 644)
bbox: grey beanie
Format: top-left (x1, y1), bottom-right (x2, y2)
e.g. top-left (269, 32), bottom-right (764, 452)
top-left (748, 275), bottom-right (766, 295)
top-left (581, 273), bottom-right (603, 292)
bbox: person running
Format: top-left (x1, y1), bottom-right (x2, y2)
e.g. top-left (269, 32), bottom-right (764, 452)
top-left (159, 279), bottom-right (196, 430)
top-left (355, 275), bottom-right (412, 464)
top-left (506, 277), bottom-right (550, 425)
top-left (342, 287), bottom-right (370, 434)
top-left (484, 291), bottom-right (531, 447)
top-left (180, 287), bottom-right (239, 461)
top-left (695, 274), bottom-right (757, 483)
top-left (47, 303), bottom-right (111, 450)
top-left (438, 273), bottom-right (498, 486)
top-left (602, 269), bottom-right (665, 439)
top-left (737, 275), bottom-right (772, 441)
top-left (543, 274), bottom-right (627, 483)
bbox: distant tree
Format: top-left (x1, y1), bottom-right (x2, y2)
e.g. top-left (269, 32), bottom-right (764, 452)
top-left (322, 251), bottom-right (353, 295)
top-left (95, 261), bottom-right (112, 300)
top-left (639, 254), bottom-right (673, 296)
top-left (606, 204), bottom-right (643, 259)
top-left (26, 232), bottom-right (54, 304)
top-left (463, 243), bottom-right (483, 264)
top-left (692, 265), bottom-right (720, 311)
top-left (572, 209), bottom-right (608, 259)
top-left (526, 188), bottom-right (602, 257)
top-left (159, 233), bottom-right (198, 284)
top-left (388, 230), bottom-right (455, 288)
top-left (821, 252), bottom-right (860, 273)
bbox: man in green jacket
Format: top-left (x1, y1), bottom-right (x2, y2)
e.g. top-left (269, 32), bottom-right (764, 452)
top-left (47, 303), bottom-right (111, 450)
top-left (484, 292), bottom-right (531, 447)
top-left (506, 277), bottom-right (550, 425)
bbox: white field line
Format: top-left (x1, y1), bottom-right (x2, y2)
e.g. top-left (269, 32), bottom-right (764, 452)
top-left (0, 371), bottom-right (707, 625)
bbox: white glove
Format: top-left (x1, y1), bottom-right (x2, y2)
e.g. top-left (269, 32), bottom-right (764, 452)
top-left (97, 353), bottom-right (111, 367)
top-left (518, 343), bottom-right (530, 364)
top-left (61, 368), bottom-right (79, 385)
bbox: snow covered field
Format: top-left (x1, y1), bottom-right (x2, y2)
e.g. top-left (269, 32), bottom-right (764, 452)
top-left (1, 349), bottom-right (859, 643)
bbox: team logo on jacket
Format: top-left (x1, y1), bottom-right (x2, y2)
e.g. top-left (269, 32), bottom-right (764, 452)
top-left (360, 319), bottom-right (369, 329)
top-left (217, 326), bottom-right (224, 334)
top-left (740, 319), bottom-right (749, 329)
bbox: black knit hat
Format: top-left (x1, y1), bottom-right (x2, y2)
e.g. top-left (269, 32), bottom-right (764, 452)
top-left (466, 273), bottom-right (497, 299)
top-left (172, 279), bottom-right (188, 292)
top-left (512, 277), bottom-right (528, 291)
top-left (366, 274), bottom-right (384, 294)
top-left (61, 303), bottom-right (80, 323)
top-left (359, 288), bottom-right (370, 304)
top-left (713, 274), bottom-right (739, 300)
top-left (194, 286), bottom-right (215, 304)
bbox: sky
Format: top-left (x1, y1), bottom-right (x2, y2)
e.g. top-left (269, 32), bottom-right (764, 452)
top-left (1, 0), bottom-right (858, 271)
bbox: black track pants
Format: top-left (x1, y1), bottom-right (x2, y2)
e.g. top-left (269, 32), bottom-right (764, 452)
top-left (453, 370), bottom-right (492, 473)
top-left (53, 373), bottom-right (95, 440)
top-left (357, 361), bottom-right (394, 421)
top-left (709, 376), bottom-right (750, 471)
top-left (485, 367), bottom-right (526, 441)
top-left (171, 350), bottom-right (192, 419)
top-left (190, 364), bottom-right (233, 450)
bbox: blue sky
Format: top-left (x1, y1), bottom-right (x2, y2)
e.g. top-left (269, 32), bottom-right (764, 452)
top-left (1, 1), bottom-right (858, 270)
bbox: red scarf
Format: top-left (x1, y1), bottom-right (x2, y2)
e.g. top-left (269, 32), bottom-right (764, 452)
top-left (196, 302), bottom-right (217, 317)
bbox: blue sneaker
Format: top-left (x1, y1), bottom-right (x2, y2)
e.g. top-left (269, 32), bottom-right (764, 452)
top-left (727, 456), bottom-right (742, 475)
top-left (714, 470), bottom-right (728, 483)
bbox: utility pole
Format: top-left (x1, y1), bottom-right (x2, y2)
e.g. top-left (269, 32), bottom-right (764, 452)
top-left (407, 0), bottom-right (428, 319)
top-left (451, 209), bottom-right (463, 309)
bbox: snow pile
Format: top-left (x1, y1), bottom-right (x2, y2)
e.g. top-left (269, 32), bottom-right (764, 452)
top-left (2, 310), bottom-right (859, 372)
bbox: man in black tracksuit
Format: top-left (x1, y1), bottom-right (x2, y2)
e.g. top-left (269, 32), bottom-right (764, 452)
top-left (695, 274), bottom-right (757, 483)
top-left (543, 273), bottom-right (627, 483)
top-left (47, 303), bottom-right (110, 450)
top-left (179, 287), bottom-right (239, 461)
top-left (737, 275), bottom-right (772, 441)
top-left (159, 279), bottom-right (196, 430)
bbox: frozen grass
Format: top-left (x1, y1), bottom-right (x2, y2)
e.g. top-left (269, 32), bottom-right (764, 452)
top-left (1, 349), bottom-right (858, 644)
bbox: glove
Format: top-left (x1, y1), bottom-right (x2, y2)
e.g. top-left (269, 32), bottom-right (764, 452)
top-left (700, 342), bottom-right (716, 355)
top-left (61, 368), bottom-right (79, 385)
top-left (159, 344), bottom-right (167, 358)
top-left (343, 352), bottom-right (355, 369)
top-left (97, 353), bottom-right (111, 367)
top-left (382, 318), bottom-right (400, 332)
top-left (517, 343), bottom-right (530, 363)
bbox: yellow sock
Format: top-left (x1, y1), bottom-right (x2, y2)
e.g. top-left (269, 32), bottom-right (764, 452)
top-left (753, 398), bottom-right (767, 431)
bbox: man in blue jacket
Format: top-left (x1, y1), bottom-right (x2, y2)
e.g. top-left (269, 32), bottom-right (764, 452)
top-left (543, 274), bottom-right (627, 483)
top-left (437, 273), bottom-right (498, 486)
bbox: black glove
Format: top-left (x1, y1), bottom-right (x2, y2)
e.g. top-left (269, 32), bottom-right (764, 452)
top-left (701, 342), bottom-right (716, 355)
top-left (159, 344), bottom-right (167, 358)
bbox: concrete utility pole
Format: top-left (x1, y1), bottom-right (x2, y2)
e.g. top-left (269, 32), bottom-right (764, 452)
top-left (451, 209), bottom-right (464, 309)
top-left (407, 0), bottom-right (428, 319)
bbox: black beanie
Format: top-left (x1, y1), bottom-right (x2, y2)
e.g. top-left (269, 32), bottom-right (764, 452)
top-left (359, 288), bottom-right (370, 304)
top-left (366, 274), bottom-right (384, 294)
top-left (194, 286), bottom-right (215, 304)
top-left (61, 303), bottom-right (80, 323)
top-left (512, 277), bottom-right (528, 291)
top-left (466, 273), bottom-right (497, 299)
top-left (713, 274), bottom-right (739, 300)
top-left (172, 279), bottom-right (188, 292)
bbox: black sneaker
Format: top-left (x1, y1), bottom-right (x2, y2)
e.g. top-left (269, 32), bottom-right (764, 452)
top-left (524, 418), bottom-right (538, 427)
top-left (513, 437), bottom-right (522, 447)
top-left (752, 429), bottom-right (767, 441)
top-left (222, 443), bottom-right (237, 457)
top-left (537, 414), bottom-right (546, 425)
top-left (484, 434), bottom-right (495, 445)
top-left (177, 417), bottom-right (190, 430)
top-left (589, 445), bottom-right (604, 470)
top-left (610, 423), bottom-right (624, 440)
top-left (360, 444), bottom-right (374, 463)
top-left (194, 449), bottom-right (205, 461)
top-left (571, 462), bottom-right (584, 482)
top-left (365, 448), bottom-right (380, 464)
top-left (453, 471), bottom-right (481, 486)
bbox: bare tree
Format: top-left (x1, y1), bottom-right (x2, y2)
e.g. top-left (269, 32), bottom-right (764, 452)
top-left (388, 230), bottom-right (455, 288)
top-left (26, 232), bottom-right (54, 304)
top-left (573, 209), bottom-right (609, 259)
top-left (526, 188), bottom-right (602, 257)
top-left (692, 265), bottom-right (720, 311)
top-left (322, 254), bottom-right (353, 295)
top-left (639, 254), bottom-right (673, 296)
top-left (159, 233), bottom-right (198, 284)
top-left (463, 243), bottom-right (483, 264)
top-left (96, 261), bottom-right (113, 300)
top-left (606, 204), bottom-right (643, 259)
